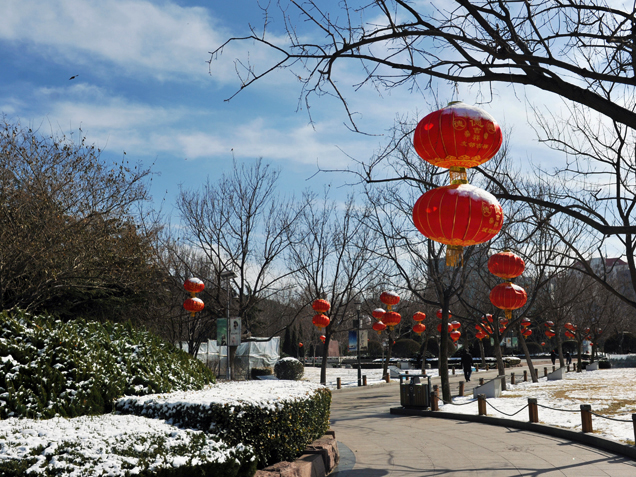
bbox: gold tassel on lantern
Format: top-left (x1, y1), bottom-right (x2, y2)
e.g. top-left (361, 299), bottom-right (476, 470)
top-left (446, 245), bottom-right (464, 266)
top-left (449, 166), bottom-right (468, 185)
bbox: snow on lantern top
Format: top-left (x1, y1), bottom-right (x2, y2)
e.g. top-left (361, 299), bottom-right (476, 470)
top-left (413, 102), bottom-right (503, 170)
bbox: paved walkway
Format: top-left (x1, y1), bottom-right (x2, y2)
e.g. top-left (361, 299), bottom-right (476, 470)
top-left (329, 364), bottom-right (636, 476)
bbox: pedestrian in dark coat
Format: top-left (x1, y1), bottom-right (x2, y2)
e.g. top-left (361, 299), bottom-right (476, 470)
top-left (565, 351), bottom-right (572, 366)
top-left (550, 349), bottom-right (557, 366)
top-left (461, 349), bottom-right (473, 382)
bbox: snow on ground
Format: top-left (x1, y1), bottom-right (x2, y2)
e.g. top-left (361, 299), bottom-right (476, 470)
top-left (440, 368), bottom-right (636, 445)
top-left (302, 365), bottom-right (439, 388)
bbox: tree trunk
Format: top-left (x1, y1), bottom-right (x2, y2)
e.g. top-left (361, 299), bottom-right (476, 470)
top-left (493, 328), bottom-right (505, 375)
top-left (420, 335), bottom-right (429, 373)
top-left (439, 300), bottom-right (451, 403)
top-left (479, 339), bottom-right (486, 366)
top-left (320, 328), bottom-right (330, 385)
top-left (382, 330), bottom-right (394, 379)
top-left (577, 338), bottom-right (583, 372)
top-left (518, 326), bottom-right (538, 382)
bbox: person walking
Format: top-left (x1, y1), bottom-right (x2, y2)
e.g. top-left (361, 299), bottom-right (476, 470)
top-left (565, 351), bottom-right (572, 366)
top-left (461, 349), bottom-right (473, 382)
top-left (550, 349), bottom-right (557, 366)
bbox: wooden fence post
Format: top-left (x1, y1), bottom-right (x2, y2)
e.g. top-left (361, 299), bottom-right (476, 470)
top-left (581, 404), bottom-right (593, 433)
top-left (511, 373), bottom-right (515, 385)
top-left (528, 398), bottom-right (538, 423)
top-left (544, 367), bottom-right (548, 377)
top-left (363, 375), bottom-right (367, 386)
top-left (479, 378), bottom-right (484, 386)
top-left (524, 370), bottom-right (528, 382)
top-left (459, 381), bottom-right (465, 397)
top-left (337, 377), bottom-right (341, 390)
top-left (478, 394), bottom-right (487, 416)
top-left (430, 389), bottom-right (439, 411)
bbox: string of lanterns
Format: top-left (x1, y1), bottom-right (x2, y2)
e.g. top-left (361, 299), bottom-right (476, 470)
top-left (488, 251), bottom-right (528, 323)
top-left (412, 102), bottom-right (505, 266)
top-left (183, 277), bottom-right (205, 317)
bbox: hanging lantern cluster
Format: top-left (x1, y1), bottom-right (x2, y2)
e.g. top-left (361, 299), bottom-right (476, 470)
top-left (412, 312), bottom-right (426, 335)
top-left (380, 291), bottom-right (400, 311)
top-left (476, 315), bottom-right (493, 339)
top-left (488, 251), bottom-right (528, 321)
top-left (413, 102), bottom-right (505, 266)
top-left (183, 278), bottom-right (205, 317)
top-left (376, 291), bottom-right (401, 330)
top-left (312, 298), bottom-right (331, 330)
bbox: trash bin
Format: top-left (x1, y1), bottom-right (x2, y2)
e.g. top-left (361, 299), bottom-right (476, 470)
top-left (399, 374), bottom-right (430, 408)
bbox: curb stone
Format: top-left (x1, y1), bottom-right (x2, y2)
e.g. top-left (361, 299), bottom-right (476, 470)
top-left (254, 430), bottom-right (339, 477)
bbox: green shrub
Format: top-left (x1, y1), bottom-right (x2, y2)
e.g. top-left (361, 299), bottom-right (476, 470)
top-left (0, 309), bottom-right (215, 419)
top-left (366, 340), bottom-right (382, 357)
top-left (116, 384), bottom-right (331, 469)
top-left (251, 367), bottom-right (273, 379)
top-left (274, 358), bottom-right (304, 380)
top-left (392, 339), bottom-right (420, 358)
top-left (598, 359), bottom-right (611, 369)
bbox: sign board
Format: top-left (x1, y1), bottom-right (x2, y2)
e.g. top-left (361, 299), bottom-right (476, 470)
top-left (360, 330), bottom-right (368, 350)
top-left (217, 318), bottom-right (227, 347)
top-left (229, 318), bottom-right (241, 346)
top-left (348, 331), bottom-right (357, 352)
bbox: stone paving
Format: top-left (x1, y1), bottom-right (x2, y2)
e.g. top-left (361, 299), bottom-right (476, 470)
top-left (329, 361), bottom-right (636, 476)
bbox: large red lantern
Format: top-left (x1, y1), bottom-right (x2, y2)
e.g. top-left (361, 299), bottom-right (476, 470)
top-left (413, 323), bottom-right (426, 335)
top-left (413, 184), bottom-right (504, 266)
top-left (413, 312), bottom-right (426, 322)
top-left (475, 331), bottom-right (486, 340)
top-left (489, 282), bottom-right (527, 320)
top-left (488, 251), bottom-right (525, 279)
top-left (312, 314), bottom-right (330, 329)
top-left (184, 277), bottom-right (205, 296)
top-left (312, 299), bottom-right (331, 314)
top-left (450, 330), bottom-right (461, 342)
top-left (372, 321), bottom-right (387, 335)
top-left (372, 308), bottom-right (386, 321)
top-left (383, 311), bottom-right (401, 330)
top-left (380, 291), bottom-right (400, 311)
top-left (183, 297), bottom-right (204, 316)
top-left (450, 320), bottom-right (461, 330)
top-left (413, 102), bottom-right (503, 170)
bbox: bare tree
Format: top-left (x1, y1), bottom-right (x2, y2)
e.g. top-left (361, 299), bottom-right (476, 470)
top-left (214, 1), bottom-right (636, 310)
top-left (176, 159), bottom-right (303, 338)
top-left (0, 119), bottom-right (159, 322)
top-left (288, 190), bottom-right (383, 384)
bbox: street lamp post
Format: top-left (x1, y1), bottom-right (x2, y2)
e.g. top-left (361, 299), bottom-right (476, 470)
top-left (220, 270), bottom-right (237, 380)
top-left (355, 299), bottom-right (362, 387)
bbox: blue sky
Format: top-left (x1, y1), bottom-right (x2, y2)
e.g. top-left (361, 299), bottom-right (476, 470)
top-left (0, 0), bottom-right (558, 217)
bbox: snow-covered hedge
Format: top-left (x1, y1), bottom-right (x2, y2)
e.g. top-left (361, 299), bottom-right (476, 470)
top-left (274, 357), bottom-right (304, 380)
top-left (0, 414), bottom-right (256, 477)
top-left (0, 309), bottom-right (215, 419)
top-left (115, 381), bottom-right (331, 468)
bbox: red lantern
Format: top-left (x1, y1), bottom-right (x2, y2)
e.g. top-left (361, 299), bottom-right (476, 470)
top-left (372, 308), bottom-right (386, 320)
top-left (564, 322), bottom-right (574, 330)
top-left (541, 341), bottom-right (546, 346)
top-left (584, 327), bottom-right (590, 334)
top-left (312, 299), bottom-right (331, 314)
top-left (437, 323), bottom-right (453, 333)
top-left (413, 323), bottom-right (426, 335)
top-left (320, 335), bottom-right (326, 343)
top-left (299, 342), bottom-right (303, 347)
top-left (450, 330), bottom-right (461, 342)
top-left (450, 320), bottom-right (461, 330)
top-left (380, 291), bottom-right (400, 310)
top-left (521, 328), bottom-right (532, 338)
top-left (488, 251), bottom-right (525, 279)
top-left (545, 330), bottom-right (556, 338)
top-left (499, 317), bottom-right (509, 326)
top-left (484, 314), bottom-right (494, 323)
top-left (520, 317), bottom-right (531, 328)
top-left (413, 184), bottom-right (504, 266)
top-left (383, 311), bottom-right (401, 330)
top-left (413, 312), bottom-right (426, 322)
top-left (544, 321), bottom-right (555, 328)
top-left (499, 327), bottom-right (506, 335)
top-left (475, 331), bottom-right (486, 340)
top-left (183, 297), bottom-right (204, 316)
top-left (372, 321), bottom-right (387, 335)
top-left (437, 309), bottom-right (451, 320)
top-left (489, 282), bottom-right (527, 319)
top-left (184, 277), bottom-right (205, 295)
top-left (413, 102), bottom-right (503, 170)
top-left (565, 330), bottom-right (575, 339)
top-left (312, 314), bottom-right (330, 329)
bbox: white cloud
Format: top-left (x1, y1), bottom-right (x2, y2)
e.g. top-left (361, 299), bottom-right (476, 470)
top-left (0, 0), bottom-right (259, 83)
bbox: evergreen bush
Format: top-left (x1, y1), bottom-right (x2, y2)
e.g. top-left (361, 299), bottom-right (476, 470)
top-left (250, 367), bottom-right (273, 379)
top-left (116, 384), bottom-right (331, 469)
top-left (0, 309), bottom-right (215, 419)
top-left (274, 358), bottom-right (304, 380)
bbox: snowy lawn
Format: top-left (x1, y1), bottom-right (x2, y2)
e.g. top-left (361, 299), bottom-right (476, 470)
top-left (441, 368), bottom-right (636, 445)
